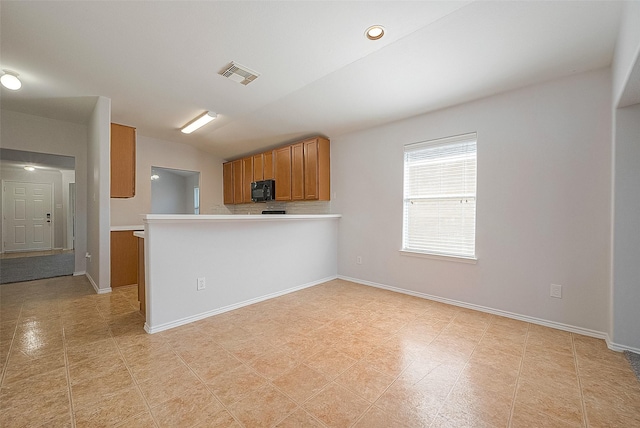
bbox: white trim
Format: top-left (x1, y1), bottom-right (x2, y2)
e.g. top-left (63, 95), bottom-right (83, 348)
top-left (73, 270), bottom-right (86, 276)
top-left (86, 272), bottom-right (111, 294)
top-left (145, 275), bottom-right (337, 334)
top-left (143, 214), bottom-right (341, 224)
top-left (337, 275), bottom-right (623, 349)
top-left (110, 225), bottom-right (144, 231)
top-left (606, 336), bottom-right (640, 354)
top-left (399, 249), bottom-right (477, 264)
top-left (404, 132), bottom-right (477, 152)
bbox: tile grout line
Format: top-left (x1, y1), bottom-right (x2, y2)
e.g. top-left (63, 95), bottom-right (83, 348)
top-left (62, 319), bottom-right (77, 428)
top-left (506, 322), bottom-right (531, 427)
top-left (428, 312), bottom-right (494, 427)
top-left (104, 296), bottom-right (160, 428)
top-left (571, 333), bottom-right (590, 427)
top-left (171, 338), bottom-right (247, 428)
top-left (264, 361), bottom-right (328, 427)
top-left (0, 304), bottom-right (20, 388)
top-left (113, 293), bottom-right (164, 428)
top-left (324, 309), bottom-right (415, 428)
top-left (359, 308), bottom-right (461, 428)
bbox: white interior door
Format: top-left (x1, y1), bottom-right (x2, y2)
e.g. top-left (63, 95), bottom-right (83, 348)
top-left (3, 181), bottom-right (53, 252)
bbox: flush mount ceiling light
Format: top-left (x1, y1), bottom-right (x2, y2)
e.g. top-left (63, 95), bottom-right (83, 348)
top-left (180, 111), bottom-right (217, 134)
top-left (220, 62), bottom-right (260, 86)
top-left (1, 70), bottom-right (22, 90)
top-left (150, 174), bottom-right (159, 181)
top-left (365, 25), bottom-right (385, 40)
top-left (24, 166), bottom-right (35, 171)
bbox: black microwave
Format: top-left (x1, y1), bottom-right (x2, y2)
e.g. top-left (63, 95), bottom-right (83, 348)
top-left (251, 179), bottom-right (275, 202)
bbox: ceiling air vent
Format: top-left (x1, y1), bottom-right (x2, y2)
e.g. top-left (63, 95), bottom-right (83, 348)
top-left (220, 62), bottom-right (260, 86)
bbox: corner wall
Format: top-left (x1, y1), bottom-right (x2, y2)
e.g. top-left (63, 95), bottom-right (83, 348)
top-left (612, 1), bottom-right (640, 107)
top-left (86, 97), bottom-right (111, 292)
top-left (611, 104), bottom-right (640, 351)
top-left (332, 69), bottom-right (612, 336)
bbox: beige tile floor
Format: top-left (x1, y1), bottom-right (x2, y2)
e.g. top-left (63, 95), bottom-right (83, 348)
top-left (1, 276), bottom-right (639, 427)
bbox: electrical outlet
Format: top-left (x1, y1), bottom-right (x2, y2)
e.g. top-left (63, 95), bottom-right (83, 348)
top-left (550, 283), bottom-right (562, 299)
top-left (197, 277), bottom-right (206, 291)
top-left (356, 256), bottom-right (362, 265)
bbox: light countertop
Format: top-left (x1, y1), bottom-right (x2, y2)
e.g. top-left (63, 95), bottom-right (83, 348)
top-left (142, 214), bottom-right (341, 224)
top-left (111, 225), bottom-right (144, 231)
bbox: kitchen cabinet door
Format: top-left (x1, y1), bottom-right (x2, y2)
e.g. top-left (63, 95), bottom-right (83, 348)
top-left (242, 157), bottom-right (253, 203)
top-left (111, 231), bottom-right (138, 287)
top-left (263, 150), bottom-right (274, 180)
top-left (274, 146), bottom-right (292, 201)
top-left (232, 159), bottom-right (243, 204)
top-left (253, 154), bottom-right (264, 181)
top-left (304, 137), bottom-right (330, 200)
top-left (291, 142), bottom-right (304, 200)
top-left (223, 161), bottom-right (234, 204)
top-left (110, 123), bottom-right (136, 198)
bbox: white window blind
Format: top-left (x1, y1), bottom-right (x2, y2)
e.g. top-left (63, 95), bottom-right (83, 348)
top-left (403, 133), bottom-right (477, 259)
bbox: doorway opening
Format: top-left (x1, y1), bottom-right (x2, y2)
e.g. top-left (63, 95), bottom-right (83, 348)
top-left (0, 149), bottom-right (76, 284)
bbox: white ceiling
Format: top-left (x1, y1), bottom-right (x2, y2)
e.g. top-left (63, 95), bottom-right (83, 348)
top-left (0, 1), bottom-right (623, 160)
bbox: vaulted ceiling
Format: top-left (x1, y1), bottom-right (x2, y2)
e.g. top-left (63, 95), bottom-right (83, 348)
top-left (0, 1), bottom-right (623, 160)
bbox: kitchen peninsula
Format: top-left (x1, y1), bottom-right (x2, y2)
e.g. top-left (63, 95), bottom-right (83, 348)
top-left (139, 214), bottom-right (340, 333)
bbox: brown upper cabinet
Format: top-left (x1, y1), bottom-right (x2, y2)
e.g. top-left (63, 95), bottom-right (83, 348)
top-left (252, 153), bottom-right (264, 182)
top-left (303, 137), bottom-right (330, 201)
top-left (223, 161), bottom-right (234, 204)
top-left (242, 157), bottom-right (253, 203)
top-left (274, 146), bottom-right (292, 201)
top-left (222, 136), bottom-right (330, 205)
top-left (110, 123), bottom-right (136, 198)
top-left (263, 151), bottom-right (274, 180)
top-left (291, 142), bottom-right (304, 201)
top-left (232, 159), bottom-right (243, 204)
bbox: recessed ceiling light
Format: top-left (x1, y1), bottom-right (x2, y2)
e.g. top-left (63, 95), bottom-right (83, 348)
top-left (1, 70), bottom-right (22, 90)
top-left (180, 111), bottom-right (217, 134)
top-left (365, 25), bottom-right (385, 40)
top-left (24, 166), bottom-right (35, 171)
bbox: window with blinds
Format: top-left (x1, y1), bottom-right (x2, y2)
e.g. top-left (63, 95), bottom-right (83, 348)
top-left (402, 133), bottom-right (477, 259)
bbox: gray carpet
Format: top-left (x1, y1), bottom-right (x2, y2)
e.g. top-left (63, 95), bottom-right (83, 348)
top-left (0, 253), bottom-right (75, 284)
top-left (625, 351), bottom-right (640, 381)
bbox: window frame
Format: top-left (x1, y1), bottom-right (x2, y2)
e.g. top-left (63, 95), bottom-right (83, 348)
top-left (401, 132), bottom-right (478, 263)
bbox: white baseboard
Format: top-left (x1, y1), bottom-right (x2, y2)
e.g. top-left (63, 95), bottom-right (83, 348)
top-left (337, 275), bottom-right (638, 352)
top-left (145, 275), bottom-right (338, 334)
top-left (86, 272), bottom-right (111, 294)
top-left (73, 271), bottom-right (86, 276)
top-left (605, 336), bottom-right (640, 354)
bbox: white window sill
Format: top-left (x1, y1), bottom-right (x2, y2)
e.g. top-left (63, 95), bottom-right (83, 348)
top-left (399, 249), bottom-right (477, 264)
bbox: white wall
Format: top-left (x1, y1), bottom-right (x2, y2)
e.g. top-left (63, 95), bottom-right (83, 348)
top-left (0, 109), bottom-right (88, 273)
top-left (612, 0), bottom-right (640, 107)
top-left (332, 69), bottom-right (612, 335)
top-left (111, 135), bottom-right (228, 226)
top-left (61, 170), bottom-right (76, 249)
top-left (151, 169), bottom-right (190, 214)
top-left (86, 97), bottom-right (111, 292)
top-left (611, 104), bottom-right (640, 351)
top-left (143, 216), bottom-right (339, 332)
